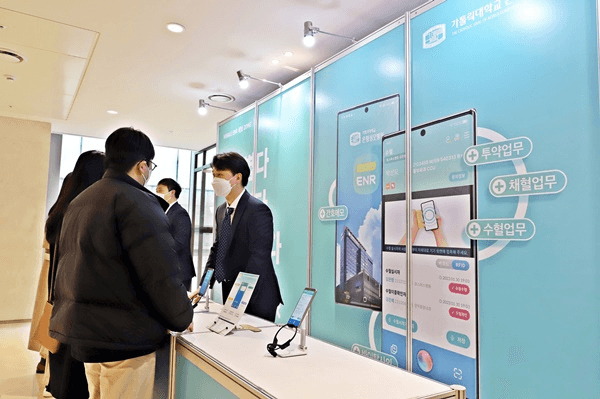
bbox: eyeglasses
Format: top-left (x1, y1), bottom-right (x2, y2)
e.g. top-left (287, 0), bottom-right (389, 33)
top-left (147, 160), bottom-right (158, 171)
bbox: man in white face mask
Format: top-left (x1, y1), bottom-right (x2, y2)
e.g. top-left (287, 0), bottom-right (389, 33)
top-left (206, 152), bottom-right (283, 322)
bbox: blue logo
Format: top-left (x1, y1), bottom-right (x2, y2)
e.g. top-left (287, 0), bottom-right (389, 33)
top-left (349, 132), bottom-right (361, 146)
top-left (423, 24), bottom-right (446, 49)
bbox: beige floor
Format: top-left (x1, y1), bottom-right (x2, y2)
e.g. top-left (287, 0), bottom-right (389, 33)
top-left (0, 322), bottom-right (47, 399)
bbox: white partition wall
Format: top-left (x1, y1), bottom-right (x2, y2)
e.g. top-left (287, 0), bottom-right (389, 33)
top-left (0, 116), bottom-right (51, 321)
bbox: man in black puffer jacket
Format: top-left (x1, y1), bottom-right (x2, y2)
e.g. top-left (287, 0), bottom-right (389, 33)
top-left (49, 127), bottom-right (193, 399)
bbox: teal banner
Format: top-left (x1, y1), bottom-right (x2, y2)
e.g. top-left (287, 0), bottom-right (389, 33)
top-left (217, 108), bottom-right (256, 189)
top-left (397, 0), bottom-right (600, 397)
top-left (311, 24), bottom-right (405, 352)
top-left (256, 79), bottom-right (311, 323)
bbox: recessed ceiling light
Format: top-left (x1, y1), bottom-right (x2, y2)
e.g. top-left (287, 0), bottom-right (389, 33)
top-left (107, 110), bottom-right (118, 115)
top-left (284, 51), bottom-right (293, 57)
top-left (4, 74), bottom-right (15, 81)
top-left (208, 94), bottom-right (235, 103)
top-left (0, 49), bottom-right (24, 63)
top-left (166, 23), bottom-right (185, 33)
top-left (272, 59), bottom-right (280, 65)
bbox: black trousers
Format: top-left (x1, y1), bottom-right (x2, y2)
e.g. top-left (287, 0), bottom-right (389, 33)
top-left (48, 343), bottom-right (89, 399)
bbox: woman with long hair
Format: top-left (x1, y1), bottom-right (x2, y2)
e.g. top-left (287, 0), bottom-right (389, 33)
top-left (44, 150), bottom-right (105, 399)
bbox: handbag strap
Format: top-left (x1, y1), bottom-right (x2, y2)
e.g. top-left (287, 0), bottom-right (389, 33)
top-left (48, 231), bottom-right (60, 304)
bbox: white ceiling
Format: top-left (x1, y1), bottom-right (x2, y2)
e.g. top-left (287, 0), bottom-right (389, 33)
top-left (0, 0), bottom-right (426, 150)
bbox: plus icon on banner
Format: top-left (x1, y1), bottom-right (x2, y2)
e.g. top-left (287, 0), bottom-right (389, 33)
top-left (466, 148), bottom-right (479, 163)
top-left (492, 179), bottom-right (507, 195)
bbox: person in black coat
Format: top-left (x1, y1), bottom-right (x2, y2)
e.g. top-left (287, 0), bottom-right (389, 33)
top-left (156, 178), bottom-right (195, 291)
top-left (49, 128), bottom-right (193, 399)
top-left (206, 152), bottom-right (283, 322)
top-left (44, 151), bottom-right (105, 399)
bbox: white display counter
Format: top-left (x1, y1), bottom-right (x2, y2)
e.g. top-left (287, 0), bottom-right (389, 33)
top-left (168, 301), bottom-right (465, 399)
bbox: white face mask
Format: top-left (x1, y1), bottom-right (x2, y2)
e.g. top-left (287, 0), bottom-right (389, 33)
top-left (158, 191), bottom-right (171, 201)
top-left (212, 176), bottom-right (237, 197)
top-left (141, 170), bottom-right (149, 186)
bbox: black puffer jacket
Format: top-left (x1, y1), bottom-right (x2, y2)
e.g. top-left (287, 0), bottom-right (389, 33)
top-left (49, 170), bottom-right (193, 352)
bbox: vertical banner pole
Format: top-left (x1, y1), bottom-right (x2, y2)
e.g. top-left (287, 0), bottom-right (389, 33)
top-left (168, 333), bottom-right (177, 399)
top-left (252, 101), bottom-right (259, 196)
top-left (307, 68), bottom-right (316, 334)
top-left (597, 0), bottom-right (600, 111)
top-left (404, 10), bottom-right (413, 373)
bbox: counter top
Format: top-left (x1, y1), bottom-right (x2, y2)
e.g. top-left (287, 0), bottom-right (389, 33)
top-left (175, 301), bottom-right (457, 399)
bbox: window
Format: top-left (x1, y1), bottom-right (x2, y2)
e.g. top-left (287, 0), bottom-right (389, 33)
top-left (58, 133), bottom-right (193, 214)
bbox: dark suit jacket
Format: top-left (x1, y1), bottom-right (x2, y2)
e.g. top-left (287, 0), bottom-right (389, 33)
top-left (207, 190), bottom-right (283, 321)
top-left (166, 202), bottom-right (195, 291)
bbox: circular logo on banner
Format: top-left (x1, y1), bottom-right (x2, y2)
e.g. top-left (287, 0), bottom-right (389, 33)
top-left (417, 349), bottom-right (434, 373)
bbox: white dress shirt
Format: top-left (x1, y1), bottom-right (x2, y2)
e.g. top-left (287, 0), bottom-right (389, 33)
top-left (226, 189), bottom-right (245, 223)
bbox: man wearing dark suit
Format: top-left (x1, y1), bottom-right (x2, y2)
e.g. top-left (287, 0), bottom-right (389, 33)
top-left (157, 178), bottom-right (196, 291)
top-left (206, 152), bottom-right (283, 322)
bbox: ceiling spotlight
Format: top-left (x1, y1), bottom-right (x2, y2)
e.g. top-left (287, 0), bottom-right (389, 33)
top-left (236, 70), bottom-right (282, 89)
top-left (303, 20), bottom-right (356, 47)
top-left (198, 100), bottom-right (208, 115)
top-left (166, 23), bottom-right (185, 33)
top-left (303, 21), bottom-right (316, 47)
top-left (4, 74), bottom-right (15, 82)
top-left (107, 110), bottom-right (118, 115)
top-left (284, 51), bottom-right (293, 57)
top-left (272, 59), bottom-right (280, 65)
top-left (198, 99), bottom-right (235, 116)
top-left (237, 70), bottom-right (249, 89)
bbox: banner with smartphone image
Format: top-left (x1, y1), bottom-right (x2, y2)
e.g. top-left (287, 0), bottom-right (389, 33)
top-left (311, 23), bottom-right (405, 351)
top-left (394, 1), bottom-right (600, 398)
top-left (335, 95), bottom-right (400, 311)
top-left (382, 111), bottom-right (477, 395)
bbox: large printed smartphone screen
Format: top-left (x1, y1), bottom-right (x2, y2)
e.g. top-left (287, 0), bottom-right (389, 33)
top-left (335, 94), bottom-right (399, 310)
top-left (381, 110), bottom-right (478, 398)
top-left (287, 288), bottom-right (317, 327)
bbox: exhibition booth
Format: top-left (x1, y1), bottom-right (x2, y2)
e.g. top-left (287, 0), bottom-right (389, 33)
top-left (167, 0), bottom-right (600, 398)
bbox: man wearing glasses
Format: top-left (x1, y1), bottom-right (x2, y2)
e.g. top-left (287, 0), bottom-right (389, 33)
top-left (50, 127), bottom-right (193, 399)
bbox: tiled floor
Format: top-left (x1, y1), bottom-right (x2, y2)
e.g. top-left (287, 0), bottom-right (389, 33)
top-left (0, 322), bottom-right (46, 399)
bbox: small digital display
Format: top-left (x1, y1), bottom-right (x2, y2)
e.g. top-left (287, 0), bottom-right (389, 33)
top-left (287, 288), bottom-right (317, 327)
top-left (199, 269), bottom-right (214, 296)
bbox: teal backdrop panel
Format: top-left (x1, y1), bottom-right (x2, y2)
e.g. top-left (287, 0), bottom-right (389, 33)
top-left (408, 0), bottom-right (600, 397)
top-left (175, 353), bottom-right (238, 399)
top-left (311, 24), bottom-right (405, 352)
top-left (256, 79), bottom-right (311, 323)
top-left (217, 107), bottom-right (256, 192)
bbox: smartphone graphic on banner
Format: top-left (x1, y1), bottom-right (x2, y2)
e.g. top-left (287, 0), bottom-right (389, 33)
top-left (420, 200), bottom-right (438, 231)
top-left (231, 282), bottom-right (248, 309)
top-left (335, 94), bottom-right (400, 310)
top-left (381, 110), bottom-right (478, 398)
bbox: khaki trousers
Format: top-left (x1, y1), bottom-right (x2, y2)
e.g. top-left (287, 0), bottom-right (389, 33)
top-left (84, 351), bottom-right (156, 399)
